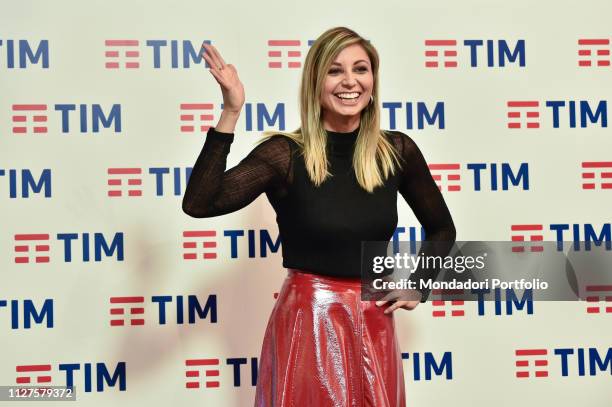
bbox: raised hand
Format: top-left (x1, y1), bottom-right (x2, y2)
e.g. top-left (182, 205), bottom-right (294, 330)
top-left (201, 43), bottom-right (245, 115)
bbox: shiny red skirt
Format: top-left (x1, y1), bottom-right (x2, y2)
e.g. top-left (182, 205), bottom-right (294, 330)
top-left (254, 268), bottom-right (406, 407)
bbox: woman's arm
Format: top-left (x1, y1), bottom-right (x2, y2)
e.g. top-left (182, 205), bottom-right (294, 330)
top-left (182, 129), bottom-right (292, 218)
top-left (397, 133), bottom-right (457, 302)
top-left (397, 133), bottom-right (456, 242)
top-left (181, 43), bottom-right (291, 218)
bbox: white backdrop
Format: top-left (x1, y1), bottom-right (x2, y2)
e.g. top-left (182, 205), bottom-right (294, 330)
top-left (2, 0), bottom-right (611, 406)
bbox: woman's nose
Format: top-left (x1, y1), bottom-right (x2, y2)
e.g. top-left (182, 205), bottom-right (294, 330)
top-left (341, 72), bottom-right (357, 86)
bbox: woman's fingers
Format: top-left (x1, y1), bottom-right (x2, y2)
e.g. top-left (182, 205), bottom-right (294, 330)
top-left (201, 43), bottom-right (225, 70)
top-left (209, 44), bottom-right (226, 67)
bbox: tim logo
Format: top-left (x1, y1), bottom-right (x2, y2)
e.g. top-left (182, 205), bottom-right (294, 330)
top-left (424, 39), bottom-right (525, 68)
top-left (510, 225), bottom-right (543, 252)
top-left (430, 288), bottom-right (534, 317)
top-left (510, 223), bottom-right (612, 251)
top-left (185, 357), bottom-right (259, 389)
top-left (180, 229), bottom-right (280, 260)
top-left (185, 359), bottom-right (220, 389)
top-left (577, 38), bottom-right (611, 67)
top-left (383, 101), bottom-right (445, 130)
top-left (12, 232), bottom-right (124, 263)
top-left (104, 39), bottom-right (211, 69)
top-left (581, 161), bottom-right (612, 190)
top-left (431, 289), bottom-right (465, 317)
top-left (108, 295), bottom-right (217, 326)
top-left (428, 163), bottom-right (529, 192)
top-left (12, 104), bottom-right (47, 134)
top-left (9, 103), bottom-right (121, 135)
top-left (515, 349), bottom-right (549, 378)
top-left (585, 285), bottom-right (612, 314)
top-left (180, 103), bottom-right (214, 134)
top-left (267, 40), bottom-right (302, 69)
top-left (0, 39), bottom-right (49, 68)
top-left (182, 230), bottom-right (217, 260)
top-left (0, 298), bottom-right (53, 329)
top-left (505, 99), bottom-right (607, 128)
top-left (14, 362), bottom-right (126, 392)
top-left (106, 167), bottom-right (193, 197)
top-left (515, 347), bottom-right (612, 378)
top-left (402, 352), bottom-right (453, 381)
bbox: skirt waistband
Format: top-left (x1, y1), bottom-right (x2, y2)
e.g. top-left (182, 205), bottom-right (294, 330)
top-left (286, 268), bottom-right (362, 288)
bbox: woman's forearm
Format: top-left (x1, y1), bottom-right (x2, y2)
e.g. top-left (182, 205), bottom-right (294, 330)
top-left (215, 110), bottom-right (241, 134)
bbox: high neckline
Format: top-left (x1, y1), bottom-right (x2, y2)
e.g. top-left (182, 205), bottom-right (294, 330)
top-left (326, 127), bottom-right (359, 156)
top-left (326, 127), bottom-right (359, 141)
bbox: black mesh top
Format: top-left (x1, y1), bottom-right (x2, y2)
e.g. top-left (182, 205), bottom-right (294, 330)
top-left (182, 126), bottom-right (456, 300)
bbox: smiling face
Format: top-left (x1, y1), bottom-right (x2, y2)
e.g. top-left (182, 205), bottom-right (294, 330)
top-left (320, 43), bottom-right (374, 130)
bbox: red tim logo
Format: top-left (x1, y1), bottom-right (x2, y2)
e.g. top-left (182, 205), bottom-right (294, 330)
top-left (16, 364), bottom-right (52, 384)
top-left (506, 101), bottom-right (540, 129)
top-left (109, 296), bottom-right (145, 326)
top-left (429, 164), bottom-right (461, 192)
top-left (585, 285), bottom-right (612, 314)
top-left (581, 161), bottom-right (612, 190)
top-left (577, 39), bottom-right (611, 67)
top-left (424, 40), bottom-right (458, 68)
top-left (12, 104), bottom-right (48, 135)
top-left (182, 230), bottom-right (217, 260)
top-left (515, 349), bottom-right (549, 378)
top-left (104, 40), bottom-right (140, 69)
top-left (14, 234), bottom-right (50, 264)
top-left (185, 359), bottom-right (220, 389)
top-left (510, 225), bottom-right (544, 252)
top-left (267, 40), bottom-right (301, 69)
top-left (180, 103), bottom-right (214, 133)
top-left (431, 289), bottom-right (465, 317)
top-left (107, 168), bottom-right (143, 197)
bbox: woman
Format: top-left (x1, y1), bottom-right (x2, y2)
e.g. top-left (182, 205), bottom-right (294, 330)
top-left (183, 27), bottom-right (456, 406)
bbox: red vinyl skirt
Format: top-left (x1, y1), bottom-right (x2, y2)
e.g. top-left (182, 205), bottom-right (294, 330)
top-left (254, 268), bottom-right (406, 407)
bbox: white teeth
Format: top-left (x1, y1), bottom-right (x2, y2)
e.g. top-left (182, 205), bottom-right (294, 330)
top-left (336, 92), bottom-right (360, 99)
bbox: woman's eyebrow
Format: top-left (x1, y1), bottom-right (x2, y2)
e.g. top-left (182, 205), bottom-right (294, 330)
top-left (330, 60), bottom-right (370, 66)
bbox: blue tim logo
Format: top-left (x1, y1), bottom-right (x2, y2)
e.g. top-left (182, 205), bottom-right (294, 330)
top-left (9, 103), bottom-right (121, 135)
top-left (402, 352), bottom-right (453, 381)
top-left (0, 299), bottom-right (53, 329)
top-left (506, 100), bottom-right (607, 129)
top-left (0, 39), bottom-right (49, 68)
top-left (0, 169), bottom-right (51, 198)
top-left (14, 362), bottom-right (126, 392)
top-left (511, 223), bottom-right (612, 251)
top-left (12, 232), bottom-right (124, 263)
top-left (515, 347), bottom-right (612, 378)
top-left (424, 39), bottom-right (526, 68)
top-left (104, 39), bottom-right (212, 69)
top-left (425, 162), bottom-right (529, 192)
top-left (108, 295), bottom-right (217, 326)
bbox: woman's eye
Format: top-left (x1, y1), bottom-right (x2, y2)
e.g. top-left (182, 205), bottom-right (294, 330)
top-left (329, 67), bottom-right (368, 75)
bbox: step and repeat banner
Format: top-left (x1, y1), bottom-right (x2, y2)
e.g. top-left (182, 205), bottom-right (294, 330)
top-left (2, 0), bottom-right (611, 406)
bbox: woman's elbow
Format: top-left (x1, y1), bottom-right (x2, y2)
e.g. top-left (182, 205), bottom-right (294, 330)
top-left (182, 200), bottom-right (206, 218)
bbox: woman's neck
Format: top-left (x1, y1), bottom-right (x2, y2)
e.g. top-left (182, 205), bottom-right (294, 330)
top-left (322, 114), bottom-right (360, 133)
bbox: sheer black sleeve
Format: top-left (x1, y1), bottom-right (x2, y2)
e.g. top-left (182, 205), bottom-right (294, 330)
top-left (182, 127), bottom-right (292, 218)
top-left (392, 131), bottom-right (457, 302)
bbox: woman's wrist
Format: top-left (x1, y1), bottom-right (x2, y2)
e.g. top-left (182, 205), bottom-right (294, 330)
top-left (215, 109), bottom-right (241, 133)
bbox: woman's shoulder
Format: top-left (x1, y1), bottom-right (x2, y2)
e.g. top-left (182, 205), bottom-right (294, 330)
top-left (381, 129), bottom-right (418, 156)
top-left (257, 131), bottom-right (302, 155)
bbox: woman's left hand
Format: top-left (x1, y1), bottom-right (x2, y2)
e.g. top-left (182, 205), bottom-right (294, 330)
top-left (375, 289), bottom-right (422, 313)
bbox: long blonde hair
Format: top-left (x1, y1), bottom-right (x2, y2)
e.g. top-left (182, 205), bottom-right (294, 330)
top-left (261, 26), bottom-right (402, 193)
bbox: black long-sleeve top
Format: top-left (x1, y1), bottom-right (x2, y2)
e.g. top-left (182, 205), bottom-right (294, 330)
top-left (182, 126), bottom-right (456, 299)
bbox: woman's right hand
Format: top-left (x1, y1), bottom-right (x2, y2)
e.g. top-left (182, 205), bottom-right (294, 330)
top-left (201, 43), bottom-right (245, 115)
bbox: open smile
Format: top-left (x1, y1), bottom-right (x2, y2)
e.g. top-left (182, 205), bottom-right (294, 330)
top-left (334, 92), bottom-right (361, 100)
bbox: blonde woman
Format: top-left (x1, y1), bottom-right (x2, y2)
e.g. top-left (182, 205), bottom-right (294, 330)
top-left (183, 27), bottom-right (456, 406)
